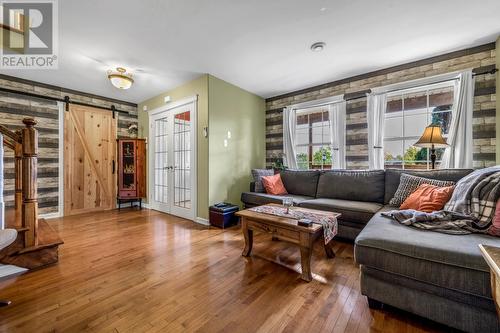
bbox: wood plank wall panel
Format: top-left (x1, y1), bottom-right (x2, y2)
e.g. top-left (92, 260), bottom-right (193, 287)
top-left (265, 43), bottom-right (496, 169)
top-left (0, 78), bottom-right (138, 215)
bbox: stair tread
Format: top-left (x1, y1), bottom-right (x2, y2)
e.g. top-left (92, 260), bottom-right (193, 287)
top-left (16, 241), bottom-right (63, 254)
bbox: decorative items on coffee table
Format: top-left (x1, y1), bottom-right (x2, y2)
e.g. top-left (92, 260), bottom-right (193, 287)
top-left (479, 244), bottom-right (500, 317)
top-left (117, 139), bottom-right (146, 209)
top-left (235, 203), bottom-right (340, 282)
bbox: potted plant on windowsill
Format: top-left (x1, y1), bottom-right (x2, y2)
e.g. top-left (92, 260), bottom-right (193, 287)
top-left (270, 152), bottom-right (286, 174)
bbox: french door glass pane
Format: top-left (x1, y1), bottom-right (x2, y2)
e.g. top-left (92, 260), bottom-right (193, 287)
top-left (154, 117), bottom-right (168, 204)
top-left (173, 111), bottom-right (191, 209)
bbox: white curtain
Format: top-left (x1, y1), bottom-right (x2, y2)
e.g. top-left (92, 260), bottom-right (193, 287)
top-left (329, 101), bottom-right (346, 169)
top-left (367, 94), bottom-right (387, 169)
top-left (283, 107), bottom-right (298, 169)
top-left (440, 70), bottom-right (474, 169)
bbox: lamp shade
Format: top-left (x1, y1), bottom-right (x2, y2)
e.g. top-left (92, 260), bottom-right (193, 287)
top-left (414, 124), bottom-right (448, 148)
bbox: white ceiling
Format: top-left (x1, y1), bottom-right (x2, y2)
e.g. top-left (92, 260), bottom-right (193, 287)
top-left (2, 0), bottom-right (500, 104)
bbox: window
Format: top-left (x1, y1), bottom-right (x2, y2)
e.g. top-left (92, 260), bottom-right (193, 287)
top-left (384, 82), bottom-right (454, 170)
top-left (295, 106), bottom-right (332, 170)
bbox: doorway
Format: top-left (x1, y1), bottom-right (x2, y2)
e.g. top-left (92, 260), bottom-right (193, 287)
top-left (148, 96), bottom-right (197, 220)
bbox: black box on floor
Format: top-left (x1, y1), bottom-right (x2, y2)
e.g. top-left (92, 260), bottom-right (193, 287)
top-left (209, 203), bottom-right (240, 228)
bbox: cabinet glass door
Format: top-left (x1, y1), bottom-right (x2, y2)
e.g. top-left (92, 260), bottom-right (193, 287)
top-left (121, 141), bottom-right (136, 190)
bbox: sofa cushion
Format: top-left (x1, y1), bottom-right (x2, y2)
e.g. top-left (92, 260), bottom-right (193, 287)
top-left (241, 192), bottom-right (313, 207)
top-left (280, 170), bottom-right (320, 197)
top-left (355, 211), bottom-right (500, 298)
top-left (316, 170), bottom-right (385, 203)
top-left (299, 198), bottom-right (382, 225)
top-left (384, 168), bottom-right (472, 204)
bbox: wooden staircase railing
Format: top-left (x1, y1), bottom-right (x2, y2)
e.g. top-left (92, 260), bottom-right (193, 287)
top-left (0, 118), bottom-right (38, 246)
top-left (0, 118), bottom-right (62, 269)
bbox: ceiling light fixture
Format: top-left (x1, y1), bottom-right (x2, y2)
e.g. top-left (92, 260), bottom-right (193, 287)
top-left (107, 67), bottom-right (134, 90)
top-left (310, 42), bottom-right (326, 52)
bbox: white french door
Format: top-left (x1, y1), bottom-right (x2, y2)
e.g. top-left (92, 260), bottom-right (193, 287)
top-left (149, 97), bottom-right (197, 220)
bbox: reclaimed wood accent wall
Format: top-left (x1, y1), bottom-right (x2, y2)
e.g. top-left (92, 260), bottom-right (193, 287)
top-left (265, 43), bottom-right (497, 169)
top-left (0, 75), bottom-right (138, 215)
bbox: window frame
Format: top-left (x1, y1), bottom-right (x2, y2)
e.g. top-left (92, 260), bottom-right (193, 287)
top-left (295, 108), bottom-right (332, 170)
top-left (383, 81), bottom-right (455, 170)
top-left (287, 95), bottom-right (344, 171)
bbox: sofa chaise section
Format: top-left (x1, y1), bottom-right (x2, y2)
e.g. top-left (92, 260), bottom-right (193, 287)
top-left (355, 212), bottom-right (500, 332)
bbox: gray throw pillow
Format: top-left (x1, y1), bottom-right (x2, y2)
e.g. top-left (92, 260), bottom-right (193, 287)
top-left (389, 173), bottom-right (455, 207)
top-left (251, 169), bottom-right (274, 193)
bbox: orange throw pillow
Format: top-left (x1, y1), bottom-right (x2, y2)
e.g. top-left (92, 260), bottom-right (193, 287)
top-left (400, 184), bottom-right (454, 213)
top-left (261, 174), bottom-right (288, 195)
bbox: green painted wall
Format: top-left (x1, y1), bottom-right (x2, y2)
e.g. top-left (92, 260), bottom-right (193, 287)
top-left (138, 74), bottom-right (209, 219)
top-left (138, 74), bottom-right (265, 220)
top-left (497, 36), bottom-right (500, 164)
top-left (208, 75), bottom-right (266, 207)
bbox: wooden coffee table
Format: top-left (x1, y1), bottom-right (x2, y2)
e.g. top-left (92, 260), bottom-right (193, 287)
top-left (235, 204), bottom-right (340, 282)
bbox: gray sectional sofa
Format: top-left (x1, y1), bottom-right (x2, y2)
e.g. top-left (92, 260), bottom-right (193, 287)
top-left (241, 168), bottom-right (500, 332)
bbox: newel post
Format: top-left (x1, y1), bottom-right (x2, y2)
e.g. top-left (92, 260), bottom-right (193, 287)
top-left (21, 118), bottom-right (38, 247)
top-left (14, 130), bottom-right (22, 228)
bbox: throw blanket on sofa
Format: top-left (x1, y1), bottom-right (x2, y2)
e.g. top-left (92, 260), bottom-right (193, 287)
top-left (382, 210), bottom-right (480, 235)
top-left (384, 166), bottom-right (500, 234)
top-left (444, 166), bottom-right (500, 228)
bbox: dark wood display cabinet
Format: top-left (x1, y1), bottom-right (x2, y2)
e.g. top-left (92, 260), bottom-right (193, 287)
top-left (117, 139), bottom-right (146, 209)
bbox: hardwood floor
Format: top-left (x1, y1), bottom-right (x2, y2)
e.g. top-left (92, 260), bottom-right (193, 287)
top-left (0, 209), bottom-right (453, 333)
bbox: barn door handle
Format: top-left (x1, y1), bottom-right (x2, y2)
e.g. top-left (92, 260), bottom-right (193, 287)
top-left (112, 160), bottom-right (116, 174)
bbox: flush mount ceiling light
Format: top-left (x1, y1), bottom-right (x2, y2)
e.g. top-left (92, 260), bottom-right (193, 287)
top-left (107, 67), bottom-right (134, 90)
top-left (310, 42), bottom-right (326, 52)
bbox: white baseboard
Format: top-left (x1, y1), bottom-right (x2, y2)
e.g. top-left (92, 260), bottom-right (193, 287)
top-left (195, 217), bottom-right (210, 226)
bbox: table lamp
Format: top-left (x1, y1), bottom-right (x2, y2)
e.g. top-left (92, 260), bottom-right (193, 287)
top-left (414, 124), bottom-right (448, 169)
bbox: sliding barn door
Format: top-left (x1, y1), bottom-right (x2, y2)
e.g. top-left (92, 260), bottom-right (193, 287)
top-left (64, 105), bottom-right (117, 216)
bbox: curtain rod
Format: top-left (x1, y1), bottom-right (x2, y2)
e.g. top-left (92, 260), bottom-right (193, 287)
top-left (291, 99), bottom-right (344, 111)
top-left (344, 67), bottom-right (498, 102)
top-left (0, 86), bottom-right (130, 116)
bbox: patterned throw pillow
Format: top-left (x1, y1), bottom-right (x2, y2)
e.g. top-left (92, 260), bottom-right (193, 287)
top-left (389, 173), bottom-right (455, 207)
top-left (251, 169), bottom-right (274, 193)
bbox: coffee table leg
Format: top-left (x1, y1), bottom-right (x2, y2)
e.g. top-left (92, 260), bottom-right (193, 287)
top-left (241, 218), bottom-right (253, 257)
top-left (324, 240), bottom-right (335, 259)
top-left (299, 233), bottom-right (313, 282)
top-left (300, 246), bottom-right (313, 282)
